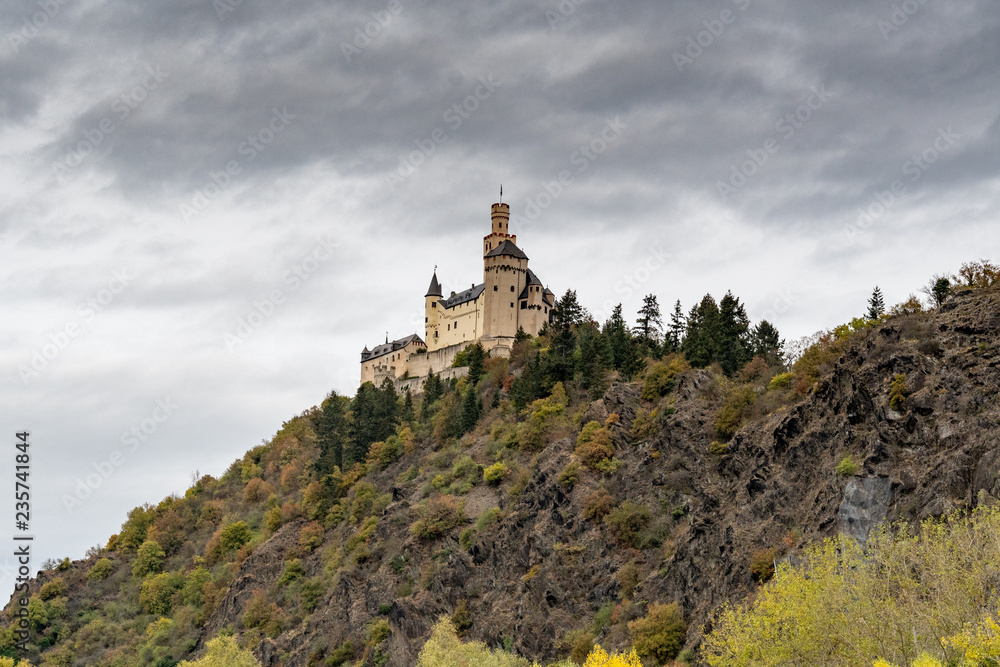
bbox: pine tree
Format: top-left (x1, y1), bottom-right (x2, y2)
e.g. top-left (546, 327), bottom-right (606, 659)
top-left (546, 290), bottom-right (579, 384)
top-left (634, 294), bottom-right (663, 346)
top-left (466, 343), bottom-right (486, 386)
top-left (460, 387), bottom-right (483, 434)
top-left (750, 320), bottom-right (784, 364)
top-left (421, 372), bottom-right (443, 417)
top-left (555, 289), bottom-right (585, 326)
top-left (666, 299), bottom-right (685, 353)
top-left (603, 304), bottom-right (631, 370)
top-left (718, 291), bottom-right (751, 376)
top-left (348, 379), bottom-right (400, 464)
top-left (867, 286), bottom-right (885, 320)
top-left (682, 294), bottom-right (722, 368)
top-left (401, 389), bottom-right (415, 423)
top-left (315, 391), bottom-right (348, 476)
top-left (577, 324), bottom-right (609, 399)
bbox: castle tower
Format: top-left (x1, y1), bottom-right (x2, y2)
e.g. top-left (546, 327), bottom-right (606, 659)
top-left (483, 202), bottom-right (528, 341)
top-left (424, 269), bottom-right (443, 351)
top-left (483, 202), bottom-right (516, 255)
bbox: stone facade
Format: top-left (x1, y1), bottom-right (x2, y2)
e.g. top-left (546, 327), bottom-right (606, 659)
top-left (360, 199), bottom-right (555, 390)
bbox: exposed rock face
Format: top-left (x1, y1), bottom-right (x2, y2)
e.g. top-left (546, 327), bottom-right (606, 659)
top-left (838, 477), bottom-right (893, 543)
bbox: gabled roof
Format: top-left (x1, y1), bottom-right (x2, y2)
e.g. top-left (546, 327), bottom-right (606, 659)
top-left (484, 239), bottom-right (528, 261)
top-left (425, 271), bottom-right (442, 298)
top-left (525, 269), bottom-right (543, 286)
top-left (361, 334), bottom-right (425, 362)
top-left (440, 283), bottom-right (485, 309)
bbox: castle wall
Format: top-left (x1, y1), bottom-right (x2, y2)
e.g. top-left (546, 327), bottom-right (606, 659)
top-left (360, 340), bottom-right (424, 386)
top-left (429, 296), bottom-right (484, 350)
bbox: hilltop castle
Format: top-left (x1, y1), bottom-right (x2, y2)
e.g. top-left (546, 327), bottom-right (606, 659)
top-left (360, 199), bottom-right (555, 391)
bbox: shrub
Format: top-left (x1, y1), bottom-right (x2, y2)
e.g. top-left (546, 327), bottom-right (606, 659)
top-left (139, 572), bottom-right (180, 615)
top-left (516, 386), bottom-right (568, 450)
top-left (558, 461), bottom-right (581, 488)
top-left (300, 521), bottom-right (325, 552)
top-left (367, 436), bottom-right (403, 469)
top-left (563, 629), bottom-right (595, 664)
top-left (177, 638), bottom-right (261, 667)
top-left (739, 356), bottom-right (772, 385)
top-left (618, 562), bottom-right (640, 600)
top-left (279, 558), bottom-right (306, 586)
top-left (709, 441), bottom-right (729, 456)
top-left (628, 602), bottom-right (686, 664)
top-left (575, 645), bottom-right (642, 667)
top-left (300, 577), bottom-right (325, 613)
top-left (367, 618), bottom-right (390, 644)
top-left (836, 455), bottom-right (858, 477)
top-left (450, 600), bottom-right (472, 637)
top-left (219, 521), bottom-right (253, 552)
top-left (715, 385), bottom-right (758, 440)
top-left (182, 566), bottom-right (211, 606)
top-left (641, 356), bottom-right (689, 401)
top-left (263, 506), bottom-right (283, 533)
top-left (604, 502), bottom-right (652, 548)
top-left (132, 540), bottom-right (165, 578)
top-left (768, 372), bottom-right (794, 391)
top-left (889, 373), bottom-right (909, 411)
top-left (475, 507), bottom-right (503, 532)
top-left (325, 641), bottom-right (354, 667)
top-left (583, 489), bottom-right (616, 523)
top-left (483, 462), bottom-right (509, 485)
top-left (416, 618), bottom-right (539, 667)
top-left (87, 558), bottom-right (114, 583)
top-left (39, 578), bottom-right (65, 601)
top-left (575, 422), bottom-right (615, 470)
top-left (749, 546), bottom-right (779, 583)
top-left (243, 478), bottom-right (273, 504)
top-left (410, 495), bottom-right (466, 541)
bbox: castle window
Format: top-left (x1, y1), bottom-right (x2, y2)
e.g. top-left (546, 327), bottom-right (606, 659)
top-left (520, 302), bottom-right (526, 310)
top-left (435, 331), bottom-right (438, 338)
top-left (493, 286), bottom-right (497, 291)
top-left (432, 302), bottom-right (436, 308)
top-left (510, 285), bottom-right (515, 292)
top-left (510, 302), bottom-right (514, 308)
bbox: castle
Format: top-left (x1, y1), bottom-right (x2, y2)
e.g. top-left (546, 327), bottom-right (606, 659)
top-left (360, 199), bottom-right (555, 391)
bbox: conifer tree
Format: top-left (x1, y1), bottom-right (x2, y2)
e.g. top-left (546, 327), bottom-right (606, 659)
top-left (718, 291), bottom-right (751, 376)
top-left (603, 304), bottom-right (632, 370)
top-left (666, 299), bottom-right (685, 353)
top-left (401, 389), bottom-right (415, 423)
top-left (460, 387), bottom-right (483, 434)
top-left (750, 320), bottom-right (784, 364)
top-left (466, 343), bottom-right (486, 386)
top-left (634, 294), bottom-right (663, 347)
top-left (348, 379), bottom-right (399, 464)
top-left (315, 390), bottom-right (348, 475)
top-left (683, 294), bottom-right (722, 368)
top-left (867, 286), bottom-right (886, 320)
top-left (421, 372), bottom-right (443, 417)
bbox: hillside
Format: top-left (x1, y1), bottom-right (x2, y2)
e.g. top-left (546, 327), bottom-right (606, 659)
top-left (4, 279), bottom-right (1000, 667)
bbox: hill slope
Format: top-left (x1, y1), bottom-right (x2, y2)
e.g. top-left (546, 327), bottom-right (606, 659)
top-left (5, 284), bottom-right (1000, 667)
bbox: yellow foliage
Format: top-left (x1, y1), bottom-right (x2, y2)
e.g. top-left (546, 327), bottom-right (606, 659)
top-left (178, 635), bottom-right (261, 667)
top-left (704, 507), bottom-right (1000, 667)
top-left (416, 617), bottom-right (541, 667)
top-left (0, 658), bottom-right (36, 667)
top-left (581, 644), bottom-right (643, 667)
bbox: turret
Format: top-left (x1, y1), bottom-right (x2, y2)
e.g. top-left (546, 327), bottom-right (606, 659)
top-left (483, 202), bottom-right (516, 255)
top-left (425, 269), bottom-right (442, 351)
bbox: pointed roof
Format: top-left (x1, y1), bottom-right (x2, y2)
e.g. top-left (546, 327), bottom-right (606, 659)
top-left (484, 239), bottom-right (528, 261)
top-left (425, 271), bottom-right (442, 297)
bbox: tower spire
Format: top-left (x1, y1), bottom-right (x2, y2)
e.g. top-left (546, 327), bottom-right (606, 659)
top-left (499, 184), bottom-right (503, 204)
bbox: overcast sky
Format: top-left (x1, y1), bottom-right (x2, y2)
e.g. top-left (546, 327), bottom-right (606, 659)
top-left (1, 0), bottom-right (998, 575)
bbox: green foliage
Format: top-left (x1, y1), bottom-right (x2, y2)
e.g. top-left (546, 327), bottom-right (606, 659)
top-left (604, 502), bottom-right (652, 548)
top-left (219, 521), bottom-right (253, 553)
top-left (183, 566), bottom-right (212, 606)
top-left (450, 600), bottom-right (472, 637)
top-left (641, 356), bottom-right (689, 401)
top-left (118, 505), bottom-right (155, 551)
top-left (39, 578), bottom-right (65, 601)
top-left (416, 617), bottom-right (540, 667)
top-left (767, 372), bottom-right (794, 391)
top-left (475, 507), bottom-right (503, 532)
top-left (178, 635), bottom-right (261, 667)
top-left (278, 558), bottom-right (306, 586)
top-left (410, 496), bottom-right (466, 541)
top-left (558, 461), bottom-right (581, 488)
top-left (367, 618), bottom-right (390, 644)
top-left (87, 558), bottom-right (114, 583)
top-left (324, 641), bottom-right (354, 667)
top-left (483, 462), bottom-right (509, 485)
top-left (868, 286), bottom-right (886, 320)
top-left (890, 373), bottom-right (909, 411)
top-left (350, 379), bottom-right (401, 465)
top-left (703, 507), bottom-right (1000, 667)
top-left (715, 385), bottom-right (757, 440)
top-left (516, 384), bottom-right (568, 450)
top-left (709, 441), bottom-right (729, 456)
top-left (139, 572), bottom-right (181, 615)
top-left (836, 455), bottom-right (858, 477)
top-left (628, 602), bottom-right (686, 664)
top-left (132, 540), bottom-right (166, 578)
top-left (575, 421), bottom-right (615, 470)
